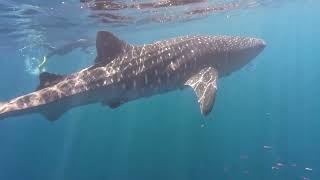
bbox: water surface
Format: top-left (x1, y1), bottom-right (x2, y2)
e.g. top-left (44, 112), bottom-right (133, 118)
top-left (0, 0), bottom-right (319, 179)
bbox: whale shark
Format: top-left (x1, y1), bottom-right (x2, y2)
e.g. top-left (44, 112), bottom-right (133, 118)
top-left (0, 31), bottom-right (266, 121)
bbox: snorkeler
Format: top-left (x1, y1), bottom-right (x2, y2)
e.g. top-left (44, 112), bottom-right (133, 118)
top-left (38, 38), bottom-right (95, 72)
top-left (45, 38), bottom-right (95, 59)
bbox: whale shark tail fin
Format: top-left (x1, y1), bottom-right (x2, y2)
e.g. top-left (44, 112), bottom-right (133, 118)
top-left (0, 100), bottom-right (66, 122)
top-left (95, 31), bottom-right (131, 64)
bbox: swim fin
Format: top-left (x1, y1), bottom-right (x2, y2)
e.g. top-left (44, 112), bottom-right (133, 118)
top-left (38, 56), bottom-right (47, 73)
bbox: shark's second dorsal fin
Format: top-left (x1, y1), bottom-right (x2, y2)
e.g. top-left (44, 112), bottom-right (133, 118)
top-left (95, 31), bottom-right (130, 64)
top-left (41, 106), bottom-right (68, 122)
top-left (37, 72), bottom-right (65, 90)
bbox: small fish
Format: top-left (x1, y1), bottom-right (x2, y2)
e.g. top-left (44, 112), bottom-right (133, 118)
top-left (290, 163), bottom-right (297, 167)
top-left (263, 145), bottom-right (272, 150)
top-left (277, 163), bottom-right (284, 167)
top-left (265, 113), bottom-right (271, 119)
top-left (305, 167), bottom-right (313, 171)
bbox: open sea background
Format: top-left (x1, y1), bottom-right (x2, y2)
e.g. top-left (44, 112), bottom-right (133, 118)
top-left (0, 0), bottom-right (319, 179)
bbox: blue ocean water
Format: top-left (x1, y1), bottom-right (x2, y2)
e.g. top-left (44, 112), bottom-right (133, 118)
top-left (0, 0), bottom-right (320, 179)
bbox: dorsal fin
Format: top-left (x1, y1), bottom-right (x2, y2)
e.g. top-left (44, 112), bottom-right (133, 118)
top-left (37, 72), bottom-right (65, 90)
top-left (95, 31), bottom-right (130, 64)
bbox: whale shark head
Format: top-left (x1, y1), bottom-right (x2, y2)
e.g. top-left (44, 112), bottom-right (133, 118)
top-left (205, 36), bottom-right (266, 76)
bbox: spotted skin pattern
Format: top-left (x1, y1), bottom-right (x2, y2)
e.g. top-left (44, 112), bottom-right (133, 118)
top-left (0, 32), bottom-right (266, 121)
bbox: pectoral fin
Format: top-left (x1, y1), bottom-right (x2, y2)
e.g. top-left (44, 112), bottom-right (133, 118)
top-left (185, 67), bottom-right (218, 116)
